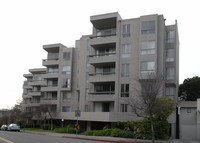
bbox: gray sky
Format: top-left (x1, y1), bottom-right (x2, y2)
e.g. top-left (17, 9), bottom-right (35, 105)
top-left (0, 0), bottom-right (199, 109)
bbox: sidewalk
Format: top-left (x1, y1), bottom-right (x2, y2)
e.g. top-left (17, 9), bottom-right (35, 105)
top-left (22, 130), bottom-right (199, 143)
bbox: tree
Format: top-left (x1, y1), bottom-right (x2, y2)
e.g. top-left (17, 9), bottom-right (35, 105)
top-left (179, 76), bottom-right (200, 101)
top-left (126, 73), bottom-right (175, 143)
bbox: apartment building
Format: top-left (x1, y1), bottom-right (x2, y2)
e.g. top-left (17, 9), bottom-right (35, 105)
top-left (22, 12), bottom-right (179, 138)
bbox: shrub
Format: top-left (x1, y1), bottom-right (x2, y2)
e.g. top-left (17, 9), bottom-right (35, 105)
top-left (112, 130), bottom-right (133, 138)
top-left (66, 127), bottom-right (76, 134)
top-left (54, 128), bottom-right (67, 133)
top-left (85, 130), bottom-right (94, 136)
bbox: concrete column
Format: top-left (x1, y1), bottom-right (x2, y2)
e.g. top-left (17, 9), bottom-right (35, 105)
top-left (171, 123), bottom-right (176, 139)
top-left (86, 121), bottom-right (92, 131)
top-left (197, 99), bottom-right (200, 140)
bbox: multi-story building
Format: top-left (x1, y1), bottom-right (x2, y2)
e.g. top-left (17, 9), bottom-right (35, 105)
top-left (22, 12), bottom-right (179, 138)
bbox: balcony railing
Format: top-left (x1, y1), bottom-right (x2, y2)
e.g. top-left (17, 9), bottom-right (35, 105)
top-left (89, 72), bottom-right (115, 76)
top-left (90, 28), bottom-right (116, 39)
top-left (89, 52), bottom-right (116, 57)
top-left (42, 58), bottom-right (59, 61)
top-left (89, 91), bottom-right (115, 95)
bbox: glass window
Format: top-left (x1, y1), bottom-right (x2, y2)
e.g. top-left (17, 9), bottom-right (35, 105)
top-left (62, 66), bottom-right (71, 74)
top-left (48, 67), bottom-right (58, 73)
top-left (166, 67), bottom-right (175, 80)
top-left (62, 92), bottom-right (71, 102)
top-left (166, 87), bottom-right (175, 99)
top-left (122, 24), bottom-right (130, 38)
top-left (48, 53), bottom-right (59, 60)
top-left (47, 92), bottom-right (57, 100)
top-left (166, 49), bottom-right (175, 62)
top-left (140, 61), bottom-right (155, 74)
top-left (120, 104), bottom-right (128, 112)
top-left (141, 21), bottom-right (155, 34)
top-left (121, 64), bottom-right (130, 77)
top-left (85, 105), bottom-right (89, 112)
top-left (62, 78), bottom-right (70, 88)
top-left (63, 52), bottom-right (70, 60)
top-left (121, 84), bottom-right (129, 97)
top-left (47, 80), bottom-right (57, 86)
top-left (166, 30), bottom-right (175, 43)
top-left (187, 108), bottom-right (192, 113)
top-left (141, 40), bottom-right (155, 55)
top-left (62, 106), bottom-right (70, 112)
top-left (121, 44), bottom-right (131, 58)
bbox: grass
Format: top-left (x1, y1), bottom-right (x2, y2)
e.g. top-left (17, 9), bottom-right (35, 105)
top-left (22, 128), bottom-right (54, 132)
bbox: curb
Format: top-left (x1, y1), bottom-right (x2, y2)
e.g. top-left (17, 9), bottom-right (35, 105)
top-left (62, 136), bottom-right (135, 143)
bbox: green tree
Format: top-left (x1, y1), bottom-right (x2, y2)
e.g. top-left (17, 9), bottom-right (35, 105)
top-left (127, 73), bottom-right (175, 143)
top-left (152, 97), bottom-right (175, 120)
top-left (179, 76), bottom-right (200, 101)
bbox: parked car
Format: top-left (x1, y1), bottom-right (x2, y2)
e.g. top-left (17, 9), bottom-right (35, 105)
top-left (7, 124), bottom-right (20, 132)
top-left (1, 125), bottom-right (8, 131)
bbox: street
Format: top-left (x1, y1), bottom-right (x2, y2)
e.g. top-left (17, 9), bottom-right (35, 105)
top-left (0, 131), bottom-right (107, 143)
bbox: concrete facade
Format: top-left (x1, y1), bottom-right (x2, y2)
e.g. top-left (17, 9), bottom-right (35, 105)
top-left (22, 12), bottom-right (179, 138)
top-left (178, 99), bottom-right (200, 140)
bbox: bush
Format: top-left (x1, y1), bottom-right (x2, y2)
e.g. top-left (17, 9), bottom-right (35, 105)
top-left (54, 128), bottom-right (67, 133)
top-left (112, 130), bottom-right (133, 138)
top-left (66, 127), bottom-right (77, 134)
top-left (85, 130), bottom-right (94, 136)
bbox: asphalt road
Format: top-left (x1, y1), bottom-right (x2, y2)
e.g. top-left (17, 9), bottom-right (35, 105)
top-left (0, 131), bottom-right (105, 143)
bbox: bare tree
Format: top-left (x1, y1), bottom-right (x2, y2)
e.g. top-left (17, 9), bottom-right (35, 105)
top-left (126, 73), bottom-right (165, 143)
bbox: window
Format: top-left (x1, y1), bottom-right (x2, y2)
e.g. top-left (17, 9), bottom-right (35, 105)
top-left (85, 105), bottom-right (89, 112)
top-left (62, 78), bottom-right (70, 88)
top-left (121, 84), bottom-right (129, 97)
top-left (47, 92), bottom-right (57, 100)
top-left (48, 67), bottom-right (58, 73)
top-left (166, 30), bottom-right (175, 43)
top-left (33, 86), bottom-right (41, 92)
top-left (62, 92), bottom-right (71, 102)
top-left (120, 104), bottom-right (128, 112)
top-left (48, 53), bottom-right (58, 60)
top-left (141, 21), bottom-right (155, 34)
top-left (33, 74), bottom-right (42, 81)
top-left (166, 49), bottom-right (175, 62)
top-left (187, 108), bottom-right (192, 113)
top-left (166, 87), bottom-right (175, 99)
top-left (121, 64), bottom-right (130, 77)
top-left (166, 67), bottom-right (175, 80)
top-left (62, 66), bottom-right (71, 74)
top-left (63, 52), bottom-right (70, 60)
top-left (47, 80), bottom-right (57, 86)
top-left (122, 24), bottom-right (130, 38)
top-left (141, 40), bottom-right (155, 55)
top-left (121, 44), bottom-right (131, 58)
top-left (140, 61), bottom-right (155, 75)
top-left (62, 106), bottom-right (70, 112)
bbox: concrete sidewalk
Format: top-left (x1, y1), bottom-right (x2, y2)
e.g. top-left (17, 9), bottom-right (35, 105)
top-left (22, 130), bottom-right (199, 143)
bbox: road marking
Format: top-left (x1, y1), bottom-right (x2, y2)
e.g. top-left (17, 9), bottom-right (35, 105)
top-left (0, 137), bottom-right (13, 143)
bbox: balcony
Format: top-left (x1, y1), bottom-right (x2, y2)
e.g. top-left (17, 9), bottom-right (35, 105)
top-left (28, 80), bottom-right (46, 86)
top-left (89, 36), bottom-right (117, 46)
top-left (42, 59), bottom-right (59, 66)
top-left (41, 85), bottom-right (58, 92)
top-left (30, 101), bottom-right (40, 107)
top-left (89, 72), bottom-right (115, 82)
top-left (89, 53), bottom-right (116, 64)
top-left (57, 112), bottom-right (140, 122)
top-left (22, 93), bottom-right (32, 99)
top-left (88, 92), bottom-right (114, 102)
top-left (90, 28), bottom-right (116, 39)
top-left (42, 72), bottom-right (59, 79)
top-left (40, 99), bottom-right (57, 105)
top-left (28, 91), bottom-right (42, 96)
top-left (23, 81), bottom-right (32, 89)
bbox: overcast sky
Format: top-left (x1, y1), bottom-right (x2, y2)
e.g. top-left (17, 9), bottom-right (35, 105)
top-left (0, 0), bottom-right (199, 109)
